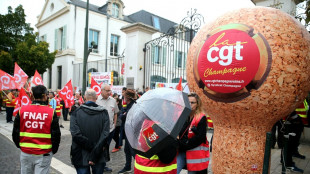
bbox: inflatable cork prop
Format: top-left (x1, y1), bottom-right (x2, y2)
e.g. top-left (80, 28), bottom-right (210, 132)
top-left (186, 7), bottom-right (310, 173)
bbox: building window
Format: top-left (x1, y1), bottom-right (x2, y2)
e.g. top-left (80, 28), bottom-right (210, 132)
top-left (50, 3), bottom-right (54, 12)
top-left (54, 25), bottom-right (67, 51)
top-left (112, 3), bottom-right (119, 18)
top-left (152, 46), bottom-right (166, 65)
top-left (152, 16), bottom-right (160, 30)
top-left (57, 66), bottom-right (62, 89)
top-left (40, 34), bottom-right (47, 42)
top-left (110, 34), bottom-right (119, 56)
top-left (175, 51), bottom-right (185, 68)
top-left (89, 29), bottom-right (99, 53)
top-left (178, 32), bottom-right (185, 40)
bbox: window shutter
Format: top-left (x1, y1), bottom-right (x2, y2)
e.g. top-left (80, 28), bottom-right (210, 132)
top-left (54, 29), bottom-right (58, 51)
top-left (44, 34), bottom-right (47, 42)
top-left (174, 51), bottom-right (177, 67)
top-left (162, 46), bottom-right (167, 66)
top-left (62, 25), bottom-right (67, 50)
top-left (183, 52), bottom-right (187, 68)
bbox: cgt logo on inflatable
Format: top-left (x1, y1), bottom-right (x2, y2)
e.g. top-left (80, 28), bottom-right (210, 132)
top-left (193, 24), bottom-right (272, 102)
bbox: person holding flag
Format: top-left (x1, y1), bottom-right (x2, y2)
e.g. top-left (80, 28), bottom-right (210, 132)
top-left (6, 89), bottom-right (17, 123)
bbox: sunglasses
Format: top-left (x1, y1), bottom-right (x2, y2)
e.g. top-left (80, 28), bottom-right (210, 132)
top-left (190, 101), bottom-right (197, 104)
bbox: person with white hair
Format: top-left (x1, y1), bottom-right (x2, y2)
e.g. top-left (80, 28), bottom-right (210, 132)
top-left (96, 84), bottom-right (119, 172)
top-left (70, 89), bottom-right (110, 174)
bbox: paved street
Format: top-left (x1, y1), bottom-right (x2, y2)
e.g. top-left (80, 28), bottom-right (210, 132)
top-left (1, 110), bottom-right (310, 173)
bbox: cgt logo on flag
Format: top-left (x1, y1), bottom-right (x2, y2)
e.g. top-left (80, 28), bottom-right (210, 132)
top-left (13, 88), bottom-right (31, 116)
top-left (0, 69), bottom-right (17, 90)
top-left (59, 80), bottom-right (74, 108)
top-left (90, 77), bottom-right (101, 96)
top-left (14, 62), bottom-right (28, 89)
top-left (32, 70), bottom-right (43, 86)
top-left (143, 127), bottom-right (159, 143)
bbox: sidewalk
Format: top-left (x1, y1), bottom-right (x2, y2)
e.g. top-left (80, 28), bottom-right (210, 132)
top-left (0, 110), bottom-right (309, 173)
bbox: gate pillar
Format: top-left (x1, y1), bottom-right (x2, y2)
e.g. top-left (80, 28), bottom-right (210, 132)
top-left (121, 22), bottom-right (158, 91)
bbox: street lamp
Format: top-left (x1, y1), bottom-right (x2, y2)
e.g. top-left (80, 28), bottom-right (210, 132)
top-left (82, 0), bottom-right (90, 96)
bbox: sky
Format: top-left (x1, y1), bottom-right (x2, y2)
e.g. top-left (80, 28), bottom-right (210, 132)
top-left (0, 0), bottom-right (255, 30)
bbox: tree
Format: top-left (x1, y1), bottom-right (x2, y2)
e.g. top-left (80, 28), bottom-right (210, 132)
top-left (0, 5), bottom-right (56, 75)
top-left (15, 33), bottom-right (56, 75)
top-left (296, 0), bottom-right (310, 29)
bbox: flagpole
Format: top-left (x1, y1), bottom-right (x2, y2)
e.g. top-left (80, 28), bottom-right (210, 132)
top-left (1, 90), bottom-right (9, 98)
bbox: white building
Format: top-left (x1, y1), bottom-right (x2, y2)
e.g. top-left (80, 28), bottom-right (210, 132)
top-left (37, 0), bottom-right (303, 91)
top-left (36, 0), bottom-right (179, 91)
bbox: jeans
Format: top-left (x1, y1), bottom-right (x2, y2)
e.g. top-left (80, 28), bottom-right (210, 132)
top-left (177, 151), bottom-right (186, 174)
top-left (75, 165), bottom-right (104, 174)
top-left (102, 130), bottom-right (115, 168)
top-left (123, 135), bottom-right (135, 170)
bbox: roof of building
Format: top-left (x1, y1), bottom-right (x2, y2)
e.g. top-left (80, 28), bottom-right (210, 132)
top-left (68, 0), bottom-right (177, 34)
top-left (127, 10), bottom-right (177, 34)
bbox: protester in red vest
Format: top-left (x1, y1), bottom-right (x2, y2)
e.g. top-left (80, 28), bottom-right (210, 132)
top-left (134, 119), bottom-right (178, 174)
top-left (177, 92), bottom-right (209, 174)
top-left (6, 89), bottom-right (17, 123)
top-left (12, 85), bottom-right (61, 174)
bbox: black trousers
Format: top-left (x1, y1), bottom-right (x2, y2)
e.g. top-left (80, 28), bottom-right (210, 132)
top-left (113, 126), bottom-right (121, 148)
top-left (6, 107), bottom-right (14, 122)
top-left (271, 120), bottom-right (284, 148)
top-left (281, 118), bottom-right (304, 167)
top-left (62, 108), bottom-right (69, 121)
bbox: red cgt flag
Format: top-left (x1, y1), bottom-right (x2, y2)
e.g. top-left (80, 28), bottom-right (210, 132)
top-left (13, 88), bottom-right (31, 116)
top-left (58, 80), bottom-right (74, 108)
top-left (14, 62), bottom-right (28, 89)
top-left (121, 63), bottom-right (125, 75)
top-left (32, 70), bottom-right (43, 86)
top-left (91, 77), bottom-right (101, 96)
top-left (176, 76), bottom-right (183, 91)
top-left (0, 69), bottom-right (17, 90)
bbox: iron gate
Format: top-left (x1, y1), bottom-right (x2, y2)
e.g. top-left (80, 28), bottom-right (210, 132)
top-left (144, 9), bottom-right (204, 89)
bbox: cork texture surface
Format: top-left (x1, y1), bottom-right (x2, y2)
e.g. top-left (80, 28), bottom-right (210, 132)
top-left (186, 7), bottom-right (310, 173)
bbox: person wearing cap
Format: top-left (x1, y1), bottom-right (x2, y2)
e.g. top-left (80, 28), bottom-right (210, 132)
top-left (118, 89), bottom-right (137, 174)
top-left (12, 85), bottom-right (61, 174)
top-left (96, 84), bottom-right (119, 172)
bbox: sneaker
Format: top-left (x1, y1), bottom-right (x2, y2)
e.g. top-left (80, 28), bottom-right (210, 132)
top-left (118, 168), bottom-right (132, 174)
top-left (293, 153), bottom-right (306, 159)
top-left (104, 167), bottom-right (112, 172)
top-left (60, 125), bottom-right (64, 128)
top-left (287, 166), bottom-right (304, 173)
top-left (112, 148), bottom-right (120, 153)
top-left (8, 121), bottom-right (14, 123)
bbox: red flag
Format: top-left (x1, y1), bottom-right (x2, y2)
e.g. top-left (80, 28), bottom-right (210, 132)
top-left (91, 77), bottom-right (101, 96)
top-left (14, 63), bottom-right (28, 89)
top-left (176, 76), bottom-right (183, 91)
top-left (0, 69), bottom-right (17, 90)
top-left (121, 63), bottom-right (125, 75)
top-left (13, 88), bottom-right (31, 116)
top-left (58, 80), bottom-right (74, 108)
top-left (32, 70), bottom-right (43, 86)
